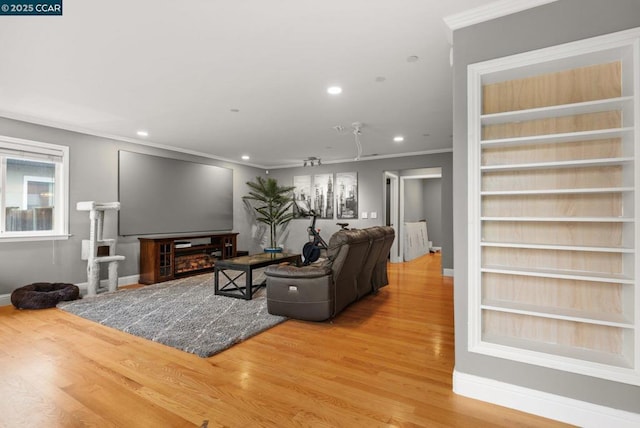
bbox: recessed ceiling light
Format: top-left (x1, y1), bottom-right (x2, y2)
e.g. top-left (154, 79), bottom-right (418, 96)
top-left (393, 136), bottom-right (404, 142)
top-left (241, 155), bottom-right (250, 161)
top-left (136, 130), bottom-right (148, 137)
top-left (327, 86), bottom-right (342, 95)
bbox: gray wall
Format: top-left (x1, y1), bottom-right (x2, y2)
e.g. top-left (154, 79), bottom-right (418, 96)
top-left (268, 151), bottom-right (453, 270)
top-left (0, 117), bottom-right (263, 295)
top-left (423, 178), bottom-right (442, 247)
top-left (452, 0), bottom-right (640, 412)
top-left (0, 115), bottom-right (452, 294)
top-left (403, 179), bottom-right (425, 222)
top-left (402, 177), bottom-right (442, 247)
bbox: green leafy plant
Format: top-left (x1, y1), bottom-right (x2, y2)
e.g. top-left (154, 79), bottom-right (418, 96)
top-left (243, 176), bottom-right (295, 250)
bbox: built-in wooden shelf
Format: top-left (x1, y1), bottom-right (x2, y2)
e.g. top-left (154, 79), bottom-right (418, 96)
top-left (481, 299), bottom-right (633, 328)
top-left (480, 96), bottom-right (634, 124)
top-left (480, 241), bottom-right (634, 253)
top-left (481, 157), bottom-right (634, 171)
top-left (481, 216), bottom-right (634, 222)
top-left (481, 187), bottom-right (634, 195)
top-left (480, 266), bottom-right (634, 284)
top-left (468, 29), bottom-right (640, 385)
top-left (481, 334), bottom-right (633, 369)
top-left (480, 127), bottom-right (634, 148)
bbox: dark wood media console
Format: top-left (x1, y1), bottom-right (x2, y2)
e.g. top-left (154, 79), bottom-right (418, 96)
top-left (138, 233), bottom-right (238, 284)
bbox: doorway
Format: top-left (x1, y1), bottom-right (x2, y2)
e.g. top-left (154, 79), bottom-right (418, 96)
top-left (385, 167), bottom-right (443, 266)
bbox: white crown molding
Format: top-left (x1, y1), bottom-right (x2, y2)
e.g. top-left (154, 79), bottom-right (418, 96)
top-left (267, 148), bottom-right (454, 170)
top-left (1, 111), bottom-right (452, 171)
top-left (443, 0), bottom-right (559, 43)
top-left (0, 111), bottom-right (266, 170)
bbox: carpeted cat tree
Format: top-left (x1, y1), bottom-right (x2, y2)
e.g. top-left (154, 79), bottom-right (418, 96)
top-left (77, 201), bottom-right (125, 296)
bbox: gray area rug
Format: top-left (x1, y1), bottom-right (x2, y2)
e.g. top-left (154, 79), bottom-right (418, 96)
top-left (57, 270), bottom-right (286, 357)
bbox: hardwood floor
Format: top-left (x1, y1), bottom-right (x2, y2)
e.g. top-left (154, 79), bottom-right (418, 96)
top-left (0, 254), bottom-right (569, 427)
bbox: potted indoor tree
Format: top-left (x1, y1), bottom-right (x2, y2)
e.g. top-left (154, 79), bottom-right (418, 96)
top-left (243, 176), bottom-right (295, 253)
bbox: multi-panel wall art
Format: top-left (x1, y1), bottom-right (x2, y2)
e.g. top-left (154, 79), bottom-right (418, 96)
top-left (313, 174), bottom-right (334, 219)
top-left (335, 172), bottom-right (358, 219)
top-left (293, 172), bottom-right (358, 220)
top-left (292, 175), bottom-right (312, 218)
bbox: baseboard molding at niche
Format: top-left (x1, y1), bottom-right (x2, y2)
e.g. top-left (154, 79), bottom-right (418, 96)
top-left (453, 369), bottom-right (640, 428)
top-left (0, 275), bottom-right (141, 307)
top-left (443, 268), bottom-right (454, 277)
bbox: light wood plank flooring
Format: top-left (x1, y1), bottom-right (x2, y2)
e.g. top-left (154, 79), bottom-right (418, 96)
top-left (0, 254), bottom-right (569, 427)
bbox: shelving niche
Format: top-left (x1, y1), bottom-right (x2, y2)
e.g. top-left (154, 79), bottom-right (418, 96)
top-left (468, 28), bottom-right (640, 384)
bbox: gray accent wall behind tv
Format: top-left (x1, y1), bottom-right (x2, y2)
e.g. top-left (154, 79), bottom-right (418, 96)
top-left (118, 151), bottom-right (233, 236)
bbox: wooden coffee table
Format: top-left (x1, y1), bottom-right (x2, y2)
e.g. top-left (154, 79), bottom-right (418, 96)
top-left (214, 252), bottom-right (302, 300)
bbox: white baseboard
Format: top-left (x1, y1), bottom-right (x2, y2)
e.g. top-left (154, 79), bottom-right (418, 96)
top-left (453, 369), bottom-right (640, 427)
top-left (1, 274), bottom-right (140, 307)
top-left (75, 274), bottom-right (140, 294)
top-left (0, 294), bottom-right (10, 307)
top-left (443, 268), bottom-right (454, 277)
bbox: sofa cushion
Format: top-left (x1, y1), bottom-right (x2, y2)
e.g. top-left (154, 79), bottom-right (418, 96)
top-left (372, 227), bottom-right (395, 290)
top-left (328, 229), bottom-right (371, 314)
top-left (266, 273), bottom-right (334, 321)
top-left (358, 227), bottom-right (386, 297)
top-left (265, 264), bottom-right (331, 279)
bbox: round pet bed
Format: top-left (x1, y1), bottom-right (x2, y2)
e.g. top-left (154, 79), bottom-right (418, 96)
top-left (11, 282), bottom-right (80, 309)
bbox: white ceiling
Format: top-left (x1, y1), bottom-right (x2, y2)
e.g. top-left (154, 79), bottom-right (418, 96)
top-left (0, 0), bottom-right (522, 168)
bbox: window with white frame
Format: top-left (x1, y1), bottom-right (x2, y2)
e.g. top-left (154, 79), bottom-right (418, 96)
top-left (0, 136), bottom-right (69, 241)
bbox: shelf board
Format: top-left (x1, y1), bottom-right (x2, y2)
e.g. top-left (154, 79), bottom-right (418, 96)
top-left (481, 187), bottom-right (634, 196)
top-left (480, 96), bottom-right (634, 125)
top-left (481, 157), bottom-right (634, 172)
top-left (480, 241), bottom-right (634, 253)
top-left (481, 299), bottom-right (633, 328)
top-left (481, 216), bottom-right (634, 223)
top-left (480, 334), bottom-right (633, 369)
top-left (480, 127), bottom-right (634, 148)
top-left (481, 265), bottom-right (634, 284)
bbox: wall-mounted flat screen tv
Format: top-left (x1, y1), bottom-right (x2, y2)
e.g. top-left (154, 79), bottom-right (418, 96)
top-left (118, 150), bottom-right (233, 236)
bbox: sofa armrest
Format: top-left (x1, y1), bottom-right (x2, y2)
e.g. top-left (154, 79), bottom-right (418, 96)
top-left (265, 264), bottom-right (331, 279)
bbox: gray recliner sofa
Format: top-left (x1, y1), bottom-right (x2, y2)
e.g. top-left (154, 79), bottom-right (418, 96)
top-left (264, 226), bottom-right (395, 321)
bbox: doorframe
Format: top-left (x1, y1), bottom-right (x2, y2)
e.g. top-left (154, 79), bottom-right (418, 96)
top-left (383, 171), bottom-right (400, 262)
top-left (398, 168), bottom-right (442, 262)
